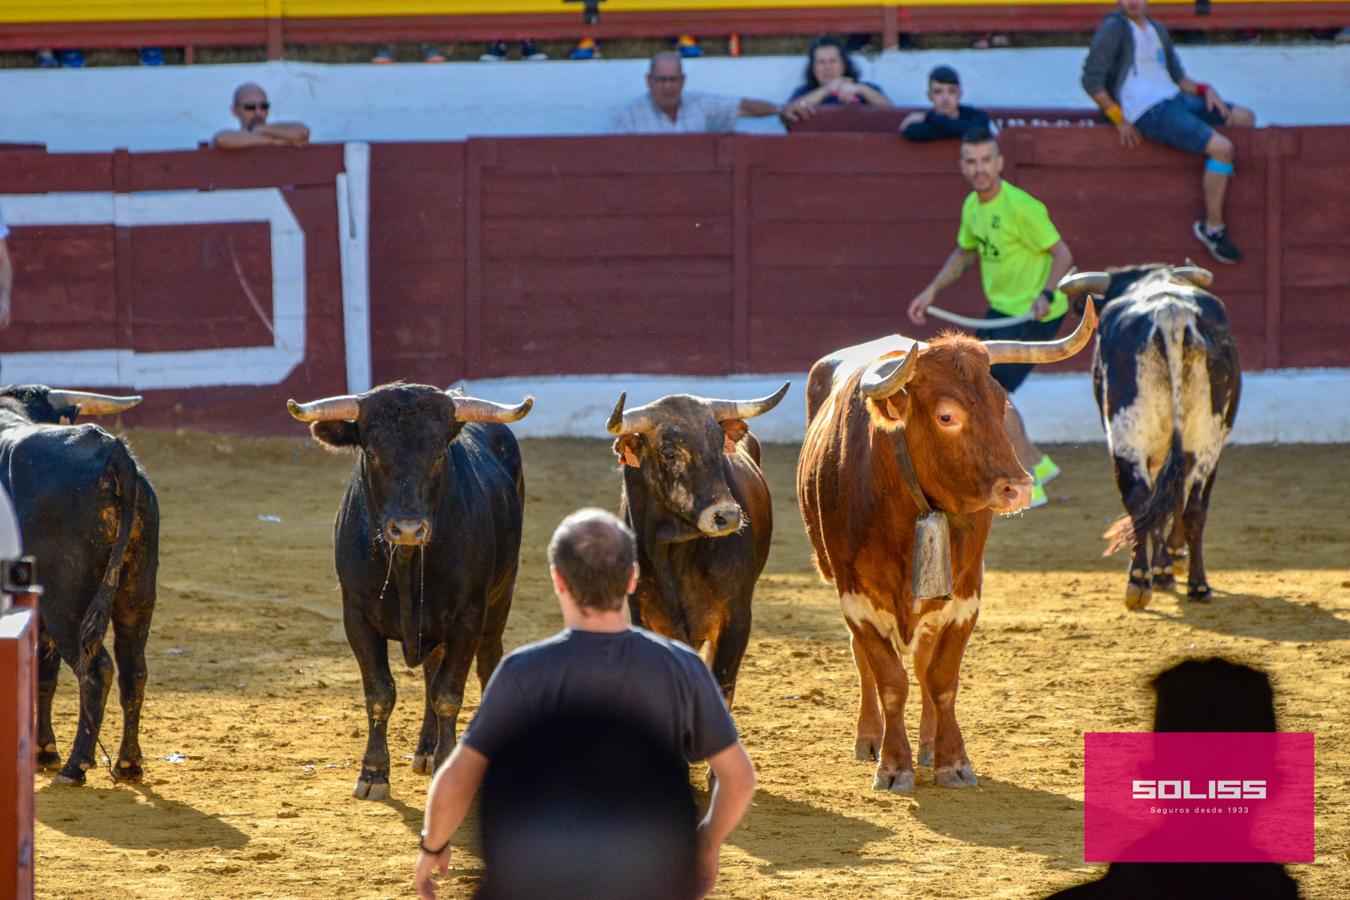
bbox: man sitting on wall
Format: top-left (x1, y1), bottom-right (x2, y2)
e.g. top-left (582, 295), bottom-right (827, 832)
top-left (613, 52), bottom-right (781, 134)
top-left (213, 83), bottom-right (310, 150)
top-left (900, 65), bottom-right (995, 142)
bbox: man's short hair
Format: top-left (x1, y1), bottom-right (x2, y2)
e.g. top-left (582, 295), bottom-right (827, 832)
top-left (548, 509), bottom-right (636, 610)
top-left (929, 65), bottom-right (961, 86)
top-left (961, 125), bottom-right (999, 149)
top-left (648, 50), bottom-right (684, 75)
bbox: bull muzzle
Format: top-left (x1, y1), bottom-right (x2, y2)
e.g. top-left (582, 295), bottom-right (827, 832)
top-left (697, 502), bottom-right (742, 537)
top-left (989, 475), bottom-right (1034, 514)
top-left (384, 517), bottom-right (431, 547)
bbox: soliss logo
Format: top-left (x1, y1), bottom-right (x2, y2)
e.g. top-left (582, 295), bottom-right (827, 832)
top-left (1132, 780), bottom-right (1267, 800)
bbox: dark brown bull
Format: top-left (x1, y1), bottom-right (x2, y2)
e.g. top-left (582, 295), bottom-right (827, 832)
top-left (289, 383), bottom-right (531, 800)
top-left (608, 383), bottom-right (787, 706)
top-left (797, 307), bottom-right (1095, 792)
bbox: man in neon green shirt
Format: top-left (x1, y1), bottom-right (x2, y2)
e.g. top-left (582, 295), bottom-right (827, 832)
top-left (908, 126), bottom-right (1076, 508)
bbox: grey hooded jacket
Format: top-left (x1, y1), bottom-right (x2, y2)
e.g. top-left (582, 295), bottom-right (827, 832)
top-left (1081, 11), bottom-right (1187, 103)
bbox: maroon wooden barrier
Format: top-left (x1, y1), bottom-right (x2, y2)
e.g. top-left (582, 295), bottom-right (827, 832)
top-left (4, 127), bottom-right (1348, 433)
top-left (0, 587), bottom-right (39, 900)
top-left (789, 106), bottom-right (1103, 133)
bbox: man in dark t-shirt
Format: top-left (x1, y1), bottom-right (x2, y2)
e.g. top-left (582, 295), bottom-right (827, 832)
top-left (414, 508), bottom-right (756, 900)
top-left (900, 65), bottom-right (996, 142)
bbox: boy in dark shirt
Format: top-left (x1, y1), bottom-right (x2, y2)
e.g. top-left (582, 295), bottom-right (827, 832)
top-left (901, 65), bottom-right (995, 142)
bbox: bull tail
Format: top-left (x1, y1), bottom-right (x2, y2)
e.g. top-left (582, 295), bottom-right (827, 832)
top-left (77, 442), bottom-right (138, 675)
top-left (1111, 310), bottom-right (1191, 553)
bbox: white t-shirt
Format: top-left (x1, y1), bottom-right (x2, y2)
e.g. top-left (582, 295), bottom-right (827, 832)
top-left (1119, 20), bottom-right (1179, 123)
top-left (613, 91), bottom-right (741, 134)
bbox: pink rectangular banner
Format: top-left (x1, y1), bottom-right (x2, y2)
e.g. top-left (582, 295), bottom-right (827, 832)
top-left (1084, 732), bottom-right (1314, 863)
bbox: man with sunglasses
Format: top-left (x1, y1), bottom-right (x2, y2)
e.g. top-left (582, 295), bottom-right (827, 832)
top-left (213, 83), bottom-right (310, 150)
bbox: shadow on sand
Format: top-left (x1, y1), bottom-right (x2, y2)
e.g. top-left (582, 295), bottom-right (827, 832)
top-left (715, 786), bottom-right (898, 873)
top-left (36, 781), bottom-right (249, 851)
top-left (909, 774), bottom-right (1083, 860)
top-left (1141, 589), bottom-right (1350, 642)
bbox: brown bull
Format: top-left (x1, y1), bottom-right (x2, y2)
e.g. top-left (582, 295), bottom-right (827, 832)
top-left (608, 383), bottom-right (787, 706)
top-left (797, 306), bottom-right (1094, 792)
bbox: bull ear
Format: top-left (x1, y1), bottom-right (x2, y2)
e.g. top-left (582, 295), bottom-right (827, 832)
top-left (865, 390), bottom-right (911, 433)
top-left (311, 420), bottom-right (360, 451)
top-left (721, 419), bottom-right (748, 453)
top-left (613, 433), bottom-right (643, 468)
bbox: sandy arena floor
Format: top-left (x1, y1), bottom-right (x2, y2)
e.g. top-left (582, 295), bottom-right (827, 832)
top-left (31, 431), bottom-right (1349, 898)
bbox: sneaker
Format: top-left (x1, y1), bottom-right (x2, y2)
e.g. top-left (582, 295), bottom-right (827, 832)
top-left (1032, 454), bottom-right (1060, 486)
top-left (35, 49), bottom-right (59, 68)
top-left (677, 35), bottom-right (703, 58)
top-left (58, 49), bottom-right (85, 68)
top-left (521, 41), bottom-right (548, 61)
top-left (1029, 483), bottom-right (1048, 509)
top-left (1192, 220), bottom-right (1240, 265)
top-left (371, 44), bottom-right (395, 64)
top-left (570, 38), bottom-right (599, 60)
top-left (139, 47), bottom-right (165, 66)
top-left (421, 43), bottom-right (447, 63)
top-left (480, 41), bottom-right (508, 61)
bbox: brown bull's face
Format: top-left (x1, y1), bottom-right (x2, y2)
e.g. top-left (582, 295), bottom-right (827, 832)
top-left (868, 339), bottom-right (1033, 515)
top-left (614, 398), bottom-right (744, 537)
top-left (313, 386), bottom-right (460, 547)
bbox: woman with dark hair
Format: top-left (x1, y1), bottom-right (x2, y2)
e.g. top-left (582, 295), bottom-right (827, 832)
top-left (783, 35), bottom-right (891, 122)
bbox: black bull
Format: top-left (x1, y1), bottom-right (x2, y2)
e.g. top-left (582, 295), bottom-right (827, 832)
top-left (289, 383), bottom-right (532, 800)
top-left (1060, 264), bottom-right (1240, 609)
top-left (0, 385), bottom-right (158, 786)
top-left (608, 383), bottom-right (787, 707)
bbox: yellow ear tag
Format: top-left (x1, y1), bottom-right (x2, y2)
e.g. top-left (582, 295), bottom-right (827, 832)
top-left (622, 447), bottom-right (641, 468)
top-left (723, 435), bottom-right (737, 455)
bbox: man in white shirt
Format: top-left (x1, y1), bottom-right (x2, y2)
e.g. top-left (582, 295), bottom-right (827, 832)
top-left (1082, 0), bottom-right (1255, 265)
top-left (614, 52), bottom-right (781, 134)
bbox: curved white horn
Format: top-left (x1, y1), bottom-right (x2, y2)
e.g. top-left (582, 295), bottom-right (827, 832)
top-left (287, 395), bottom-right (359, 422)
top-left (984, 298), bottom-right (1098, 366)
top-left (860, 345), bottom-right (921, 400)
top-left (451, 393), bottom-right (533, 424)
top-left (707, 381), bottom-right (791, 422)
top-left (46, 390), bottom-right (143, 416)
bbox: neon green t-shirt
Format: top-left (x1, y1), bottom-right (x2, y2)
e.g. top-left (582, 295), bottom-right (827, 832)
top-left (957, 180), bottom-right (1068, 320)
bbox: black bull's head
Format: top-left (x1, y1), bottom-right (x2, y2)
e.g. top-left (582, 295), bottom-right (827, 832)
top-left (288, 384), bottom-right (532, 547)
top-left (608, 382), bottom-right (788, 538)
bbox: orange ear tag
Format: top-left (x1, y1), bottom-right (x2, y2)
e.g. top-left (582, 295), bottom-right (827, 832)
top-left (723, 435), bottom-right (738, 455)
top-left (884, 399), bottom-right (903, 421)
top-left (622, 447), bottom-right (641, 468)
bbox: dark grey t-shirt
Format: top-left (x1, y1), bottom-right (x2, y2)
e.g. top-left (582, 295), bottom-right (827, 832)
top-left (461, 627), bottom-right (740, 764)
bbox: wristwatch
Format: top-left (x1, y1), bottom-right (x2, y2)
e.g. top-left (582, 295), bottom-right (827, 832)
top-left (1039, 288), bottom-right (1056, 303)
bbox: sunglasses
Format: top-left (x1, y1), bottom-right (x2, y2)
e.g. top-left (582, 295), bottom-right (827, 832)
top-left (239, 102), bottom-right (271, 111)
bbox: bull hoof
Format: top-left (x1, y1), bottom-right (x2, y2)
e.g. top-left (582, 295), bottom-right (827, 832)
top-left (353, 769), bottom-right (390, 801)
top-left (36, 746), bottom-right (61, 772)
top-left (1125, 581), bottom-right (1152, 610)
top-left (52, 768), bottom-right (86, 787)
top-left (934, 765), bottom-right (979, 788)
top-left (853, 735), bottom-right (881, 762)
top-left (872, 767), bottom-right (915, 794)
top-left (1151, 568), bottom-right (1176, 592)
top-left (1187, 584), bottom-right (1213, 603)
top-left (917, 745), bottom-right (933, 767)
top-left (113, 759), bottom-right (145, 783)
top-left (411, 753), bottom-right (435, 776)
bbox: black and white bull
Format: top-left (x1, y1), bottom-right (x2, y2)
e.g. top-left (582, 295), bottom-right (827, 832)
top-left (288, 383), bottom-right (532, 800)
top-left (607, 383), bottom-right (788, 707)
top-left (1060, 264), bottom-right (1240, 608)
top-left (0, 385), bottom-right (158, 786)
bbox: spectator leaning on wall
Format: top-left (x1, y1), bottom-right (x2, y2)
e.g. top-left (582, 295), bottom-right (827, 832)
top-left (1082, 0), bottom-right (1255, 265)
top-left (900, 65), bottom-right (995, 142)
top-left (213, 83), bottom-right (311, 150)
top-left (613, 52), bottom-right (781, 134)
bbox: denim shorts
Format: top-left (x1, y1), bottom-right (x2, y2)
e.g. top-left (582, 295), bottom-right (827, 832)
top-left (1134, 93), bottom-right (1229, 156)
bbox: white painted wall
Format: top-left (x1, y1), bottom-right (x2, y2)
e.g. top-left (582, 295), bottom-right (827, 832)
top-left (454, 368), bottom-right (1350, 444)
top-left (2, 45), bottom-right (1346, 152)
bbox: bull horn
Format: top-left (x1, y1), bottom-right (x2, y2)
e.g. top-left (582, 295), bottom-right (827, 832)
top-left (287, 394), bottom-right (359, 422)
top-left (708, 381), bottom-right (791, 423)
top-left (45, 390), bottom-right (143, 416)
top-left (1172, 265), bottom-right (1213, 288)
top-left (450, 393), bottom-right (533, 424)
top-left (1058, 271), bottom-right (1110, 297)
top-left (606, 392), bottom-right (660, 436)
top-left (860, 345), bottom-right (921, 400)
top-left (984, 298), bottom-right (1097, 366)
